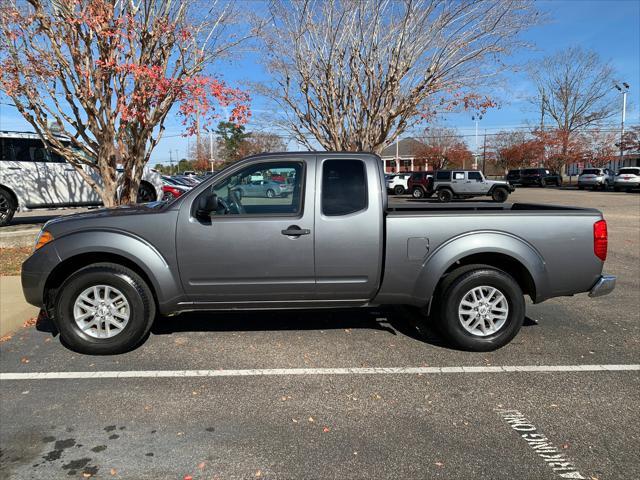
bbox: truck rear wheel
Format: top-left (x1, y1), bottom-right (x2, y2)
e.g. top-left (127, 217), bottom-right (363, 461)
top-left (435, 266), bottom-right (525, 351)
top-left (53, 263), bottom-right (156, 355)
top-left (491, 187), bottom-right (508, 203)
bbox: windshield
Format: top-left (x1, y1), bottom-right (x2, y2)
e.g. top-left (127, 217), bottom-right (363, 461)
top-left (581, 169), bottom-right (600, 175)
top-left (618, 168), bottom-right (640, 175)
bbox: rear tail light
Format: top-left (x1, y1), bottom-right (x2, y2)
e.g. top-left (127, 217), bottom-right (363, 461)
top-left (593, 220), bottom-right (608, 261)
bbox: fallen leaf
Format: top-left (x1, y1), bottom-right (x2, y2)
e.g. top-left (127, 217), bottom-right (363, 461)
top-left (562, 443), bottom-right (570, 449)
top-left (308, 417), bottom-right (314, 423)
top-left (292, 419), bottom-right (298, 423)
top-left (198, 462), bottom-right (206, 470)
top-left (255, 470), bottom-right (262, 477)
top-left (110, 468), bottom-right (117, 476)
top-left (183, 476), bottom-right (193, 480)
top-left (435, 461), bottom-right (444, 467)
top-left (23, 317), bottom-right (37, 328)
top-left (0, 334), bottom-right (13, 342)
top-left (20, 357), bottom-right (29, 364)
top-left (82, 473), bottom-right (92, 478)
top-left (322, 426), bottom-right (330, 433)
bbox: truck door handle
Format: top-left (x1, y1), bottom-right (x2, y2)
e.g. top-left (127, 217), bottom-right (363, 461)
top-left (65, 168), bottom-right (76, 171)
top-left (281, 226), bottom-right (310, 236)
top-left (7, 167), bottom-right (21, 170)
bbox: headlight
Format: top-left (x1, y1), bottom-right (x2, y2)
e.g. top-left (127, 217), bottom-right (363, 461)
top-left (34, 230), bottom-right (54, 251)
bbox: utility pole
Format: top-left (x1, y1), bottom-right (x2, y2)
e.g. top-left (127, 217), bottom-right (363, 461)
top-left (614, 83), bottom-right (630, 162)
top-left (540, 92), bottom-right (545, 131)
top-left (472, 113), bottom-right (483, 170)
top-left (482, 130), bottom-right (487, 175)
top-left (169, 150), bottom-right (173, 176)
top-left (209, 130), bottom-right (214, 171)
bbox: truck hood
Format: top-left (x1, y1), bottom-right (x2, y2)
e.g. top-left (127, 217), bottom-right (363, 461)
top-left (43, 202), bottom-right (167, 230)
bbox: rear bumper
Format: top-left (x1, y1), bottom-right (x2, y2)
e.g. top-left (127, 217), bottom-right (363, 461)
top-left (614, 180), bottom-right (640, 188)
top-left (578, 179), bottom-right (605, 186)
top-left (588, 275), bottom-right (616, 298)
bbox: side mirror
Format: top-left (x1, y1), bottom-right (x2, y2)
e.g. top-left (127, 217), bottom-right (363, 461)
top-left (196, 193), bottom-right (218, 220)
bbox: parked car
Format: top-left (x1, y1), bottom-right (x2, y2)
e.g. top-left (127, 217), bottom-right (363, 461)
top-left (519, 168), bottom-right (562, 187)
top-left (613, 167), bottom-right (640, 192)
top-left (161, 184), bottom-right (190, 201)
top-left (232, 179), bottom-right (293, 199)
top-left (0, 131), bottom-right (163, 226)
top-left (433, 170), bottom-right (514, 202)
top-left (22, 152), bottom-right (615, 355)
top-left (505, 169), bottom-right (522, 185)
top-left (578, 168), bottom-right (615, 190)
top-left (407, 171), bottom-right (434, 198)
top-left (386, 173), bottom-right (411, 195)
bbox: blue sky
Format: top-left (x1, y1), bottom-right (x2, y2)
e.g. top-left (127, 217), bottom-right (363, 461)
top-left (1, 0), bottom-right (638, 165)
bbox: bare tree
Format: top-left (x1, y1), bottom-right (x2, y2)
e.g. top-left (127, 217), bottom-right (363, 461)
top-left (260, 0), bottom-right (539, 154)
top-left (0, 0), bottom-right (252, 206)
top-left (529, 47), bottom-right (618, 171)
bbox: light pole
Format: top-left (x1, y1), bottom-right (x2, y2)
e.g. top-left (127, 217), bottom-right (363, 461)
top-left (614, 82), bottom-right (630, 162)
top-left (472, 113), bottom-right (483, 170)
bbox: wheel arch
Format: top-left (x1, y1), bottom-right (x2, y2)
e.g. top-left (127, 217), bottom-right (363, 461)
top-left (139, 180), bottom-right (158, 201)
top-left (412, 231), bottom-right (549, 306)
top-left (44, 231), bottom-right (184, 315)
top-left (0, 184), bottom-right (19, 209)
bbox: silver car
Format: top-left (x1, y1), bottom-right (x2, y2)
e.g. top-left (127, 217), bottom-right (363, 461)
top-left (613, 167), bottom-right (640, 192)
top-left (578, 168), bottom-right (615, 190)
top-left (233, 180), bottom-right (293, 199)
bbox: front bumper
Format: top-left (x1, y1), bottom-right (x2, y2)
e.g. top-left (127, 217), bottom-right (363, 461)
top-left (588, 275), bottom-right (616, 298)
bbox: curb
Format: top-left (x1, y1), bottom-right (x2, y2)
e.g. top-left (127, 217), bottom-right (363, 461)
top-left (0, 276), bottom-right (40, 337)
top-left (0, 228), bottom-right (40, 248)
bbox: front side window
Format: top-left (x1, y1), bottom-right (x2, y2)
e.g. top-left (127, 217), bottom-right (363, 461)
top-left (435, 171), bottom-right (450, 181)
top-left (468, 171), bottom-right (482, 181)
top-left (205, 161), bottom-right (303, 216)
top-left (322, 159), bottom-right (367, 216)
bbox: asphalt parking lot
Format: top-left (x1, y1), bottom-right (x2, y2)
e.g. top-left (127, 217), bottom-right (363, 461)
top-left (1, 187), bottom-right (638, 479)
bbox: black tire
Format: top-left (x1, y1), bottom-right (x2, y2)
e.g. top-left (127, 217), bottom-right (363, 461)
top-left (491, 187), bottom-right (508, 203)
top-left (394, 185), bottom-right (405, 195)
top-left (266, 189), bottom-right (275, 198)
top-left (578, 185), bottom-right (584, 190)
top-left (437, 188), bottom-right (453, 202)
top-left (412, 187), bottom-right (425, 199)
top-left (539, 179), bottom-right (546, 188)
top-left (556, 179), bottom-right (562, 187)
top-left (0, 188), bottom-right (17, 227)
top-left (136, 182), bottom-right (157, 203)
top-left (53, 263), bottom-right (156, 355)
top-left (435, 266), bottom-right (525, 351)
top-left (614, 186), bottom-right (620, 192)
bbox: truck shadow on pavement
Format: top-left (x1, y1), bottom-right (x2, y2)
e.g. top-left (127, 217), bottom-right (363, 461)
top-left (34, 308), bottom-right (538, 352)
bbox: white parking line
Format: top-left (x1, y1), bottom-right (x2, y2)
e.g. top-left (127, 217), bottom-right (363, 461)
top-left (0, 364), bottom-right (638, 381)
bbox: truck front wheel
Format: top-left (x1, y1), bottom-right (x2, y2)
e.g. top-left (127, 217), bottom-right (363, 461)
top-left (435, 266), bottom-right (525, 351)
top-left (53, 263), bottom-right (156, 355)
top-left (437, 189), bottom-right (453, 202)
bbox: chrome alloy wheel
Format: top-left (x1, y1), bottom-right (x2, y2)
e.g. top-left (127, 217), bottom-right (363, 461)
top-left (73, 285), bottom-right (130, 339)
top-left (458, 285), bottom-right (509, 337)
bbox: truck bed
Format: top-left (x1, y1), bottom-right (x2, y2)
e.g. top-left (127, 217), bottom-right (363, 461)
top-left (386, 201), bottom-right (599, 215)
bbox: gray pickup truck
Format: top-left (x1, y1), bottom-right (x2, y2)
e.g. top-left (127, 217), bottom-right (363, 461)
top-left (22, 152), bottom-right (615, 354)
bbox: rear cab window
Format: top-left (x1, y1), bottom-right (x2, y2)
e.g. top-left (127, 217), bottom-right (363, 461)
top-left (453, 171), bottom-right (465, 180)
top-left (322, 160), bottom-right (367, 216)
top-left (435, 171), bottom-right (450, 181)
